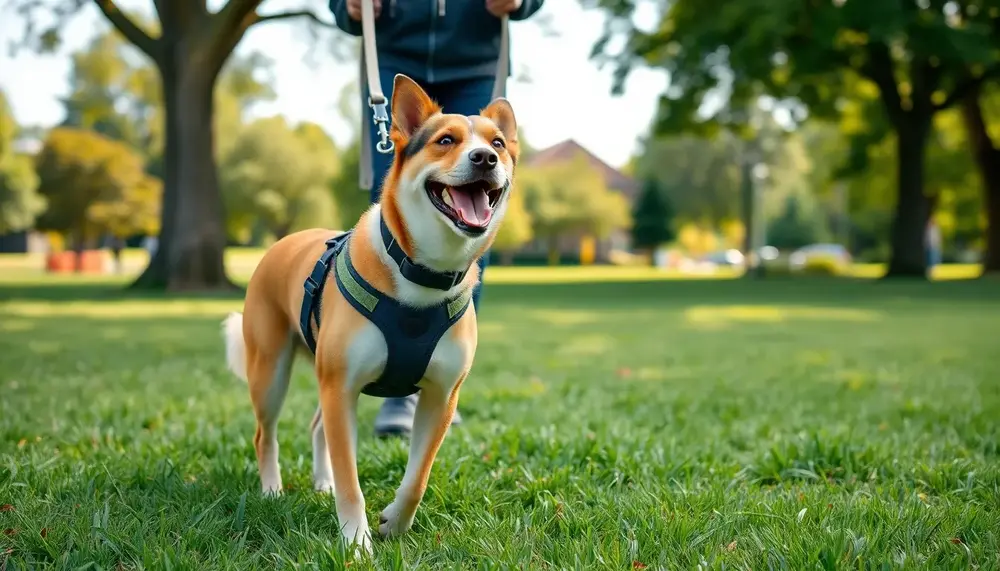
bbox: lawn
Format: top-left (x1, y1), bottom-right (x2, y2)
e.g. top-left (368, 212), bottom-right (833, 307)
top-left (1, 269), bottom-right (999, 569)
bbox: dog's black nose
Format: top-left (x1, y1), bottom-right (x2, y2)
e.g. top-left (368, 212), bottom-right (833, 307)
top-left (468, 148), bottom-right (498, 169)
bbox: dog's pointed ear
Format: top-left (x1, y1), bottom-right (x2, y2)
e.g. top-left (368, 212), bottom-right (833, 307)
top-left (391, 74), bottom-right (439, 139)
top-left (480, 97), bottom-right (517, 142)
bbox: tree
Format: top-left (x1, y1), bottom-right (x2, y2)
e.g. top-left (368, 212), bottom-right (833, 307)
top-left (519, 155), bottom-right (632, 263)
top-left (220, 116), bottom-right (339, 242)
top-left (34, 128), bottom-right (161, 252)
top-left (767, 194), bottom-right (829, 250)
top-left (492, 186), bottom-right (534, 263)
top-left (13, 1), bottom-right (337, 291)
top-left (0, 90), bottom-right (45, 234)
top-left (961, 85), bottom-right (1000, 273)
top-left (634, 134), bottom-right (742, 227)
top-left (630, 178), bottom-right (676, 253)
top-left (588, 0), bottom-right (1000, 278)
top-left (329, 142), bottom-right (375, 231)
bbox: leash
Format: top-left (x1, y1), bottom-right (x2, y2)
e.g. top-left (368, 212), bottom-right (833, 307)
top-left (361, 0), bottom-right (393, 155)
top-left (358, 0), bottom-right (510, 188)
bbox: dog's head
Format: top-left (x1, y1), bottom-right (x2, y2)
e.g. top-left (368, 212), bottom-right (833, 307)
top-left (381, 74), bottom-right (519, 265)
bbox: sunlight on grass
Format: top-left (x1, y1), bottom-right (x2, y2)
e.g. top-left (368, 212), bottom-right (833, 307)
top-left (556, 334), bottom-right (616, 356)
top-left (684, 304), bottom-right (883, 324)
top-left (1, 299), bottom-right (242, 318)
top-left (525, 309), bottom-right (603, 325)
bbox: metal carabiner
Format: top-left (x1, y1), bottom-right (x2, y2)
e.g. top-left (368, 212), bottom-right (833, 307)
top-left (369, 97), bottom-right (394, 154)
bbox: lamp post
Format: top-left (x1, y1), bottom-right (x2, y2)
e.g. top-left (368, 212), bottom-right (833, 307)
top-left (741, 142), bottom-right (770, 278)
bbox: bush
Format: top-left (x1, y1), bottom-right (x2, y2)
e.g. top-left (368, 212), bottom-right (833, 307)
top-left (798, 256), bottom-right (844, 276)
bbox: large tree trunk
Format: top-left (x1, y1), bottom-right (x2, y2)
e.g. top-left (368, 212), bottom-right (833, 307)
top-left (130, 41), bottom-right (236, 292)
top-left (960, 90), bottom-right (1000, 275)
top-left (884, 117), bottom-right (932, 278)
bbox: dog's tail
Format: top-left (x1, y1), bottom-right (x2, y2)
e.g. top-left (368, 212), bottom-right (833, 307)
top-left (223, 312), bottom-right (248, 382)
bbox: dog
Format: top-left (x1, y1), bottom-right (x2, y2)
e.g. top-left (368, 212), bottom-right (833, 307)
top-left (222, 74), bottom-right (519, 555)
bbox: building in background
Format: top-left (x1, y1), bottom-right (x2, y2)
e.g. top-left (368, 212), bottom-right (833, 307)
top-left (518, 139), bottom-right (637, 264)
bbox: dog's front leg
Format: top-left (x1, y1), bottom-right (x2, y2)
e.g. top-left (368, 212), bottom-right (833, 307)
top-left (317, 371), bottom-right (372, 555)
top-left (378, 374), bottom-right (466, 538)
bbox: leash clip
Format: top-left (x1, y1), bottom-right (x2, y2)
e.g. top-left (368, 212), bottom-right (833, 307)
top-left (369, 96), bottom-right (394, 154)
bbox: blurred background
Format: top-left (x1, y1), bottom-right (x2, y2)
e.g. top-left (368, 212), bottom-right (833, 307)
top-left (1, 0), bottom-right (996, 283)
top-left (3, 1), bottom-right (1000, 568)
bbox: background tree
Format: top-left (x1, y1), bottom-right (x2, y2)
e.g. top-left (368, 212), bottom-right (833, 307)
top-left (492, 186), bottom-right (534, 264)
top-left (0, 90), bottom-right (45, 235)
top-left (34, 127), bottom-right (161, 255)
top-left (13, 0), bottom-right (338, 291)
top-left (767, 194), bottom-right (829, 251)
top-left (961, 85), bottom-right (1000, 273)
top-left (630, 178), bottom-right (676, 255)
top-left (519, 155), bottom-right (631, 264)
top-left (589, 0), bottom-right (1000, 278)
top-left (220, 116), bottom-right (338, 242)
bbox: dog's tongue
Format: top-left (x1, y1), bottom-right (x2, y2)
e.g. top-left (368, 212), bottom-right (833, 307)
top-left (447, 187), bottom-right (492, 227)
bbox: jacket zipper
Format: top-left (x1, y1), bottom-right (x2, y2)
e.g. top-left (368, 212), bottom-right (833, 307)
top-left (390, 0), bottom-right (396, 17)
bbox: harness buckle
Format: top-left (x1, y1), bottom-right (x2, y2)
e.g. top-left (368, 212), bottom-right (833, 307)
top-left (369, 96), bottom-right (394, 154)
top-left (303, 276), bottom-right (319, 296)
top-left (450, 271), bottom-right (464, 288)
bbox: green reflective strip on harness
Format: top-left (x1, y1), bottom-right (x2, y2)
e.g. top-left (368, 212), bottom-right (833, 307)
top-left (336, 250), bottom-right (379, 312)
top-left (447, 288), bottom-right (471, 319)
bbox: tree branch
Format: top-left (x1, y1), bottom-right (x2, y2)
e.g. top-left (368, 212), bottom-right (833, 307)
top-left (935, 63), bottom-right (1000, 111)
top-left (92, 0), bottom-right (159, 60)
top-left (253, 10), bottom-right (337, 28)
top-left (860, 42), bottom-right (905, 125)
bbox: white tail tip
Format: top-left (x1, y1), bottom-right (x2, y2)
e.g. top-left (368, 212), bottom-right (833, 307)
top-left (222, 312), bottom-right (247, 382)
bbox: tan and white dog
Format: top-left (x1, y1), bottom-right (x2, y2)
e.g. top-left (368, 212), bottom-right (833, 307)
top-left (222, 74), bottom-right (518, 555)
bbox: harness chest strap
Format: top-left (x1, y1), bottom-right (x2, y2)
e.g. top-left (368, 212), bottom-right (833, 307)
top-left (298, 232), bottom-right (472, 395)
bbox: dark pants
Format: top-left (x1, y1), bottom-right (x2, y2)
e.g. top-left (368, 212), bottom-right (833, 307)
top-left (364, 69), bottom-right (497, 310)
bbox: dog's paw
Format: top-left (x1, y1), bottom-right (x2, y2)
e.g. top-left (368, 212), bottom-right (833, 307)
top-left (314, 478), bottom-right (335, 494)
top-left (341, 524), bottom-right (374, 557)
top-left (378, 502), bottom-right (414, 538)
top-left (261, 484), bottom-right (283, 497)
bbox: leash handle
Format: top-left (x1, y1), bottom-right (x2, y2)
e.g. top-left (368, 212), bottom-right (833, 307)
top-left (492, 15), bottom-right (509, 101)
top-left (361, 0), bottom-right (393, 154)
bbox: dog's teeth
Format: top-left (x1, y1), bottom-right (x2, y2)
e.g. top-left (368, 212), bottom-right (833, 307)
top-left (442, 189), bottom-right (454, 208)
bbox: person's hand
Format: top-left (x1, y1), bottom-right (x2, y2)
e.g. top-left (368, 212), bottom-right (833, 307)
top-left (486, 0), bottom-right (522, 17)
top-left (346, 0), bottom-right (381, 21)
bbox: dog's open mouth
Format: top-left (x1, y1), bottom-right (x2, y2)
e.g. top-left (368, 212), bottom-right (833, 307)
top-left (425, 179), bottom-right (505, 234)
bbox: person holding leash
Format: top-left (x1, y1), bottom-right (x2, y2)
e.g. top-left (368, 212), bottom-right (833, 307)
top-left (330, 0), bottom-right (545, 438)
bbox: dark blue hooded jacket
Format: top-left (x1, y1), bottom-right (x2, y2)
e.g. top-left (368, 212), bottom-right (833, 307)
top-left (330, 0), bottom-right (544, 84)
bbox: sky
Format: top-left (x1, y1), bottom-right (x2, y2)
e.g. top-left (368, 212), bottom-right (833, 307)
top-left (0, 0), bottom-right (667, 168)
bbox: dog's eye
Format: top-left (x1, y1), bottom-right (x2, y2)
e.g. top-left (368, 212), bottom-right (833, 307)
top-left (437, 135), bottom-right (454, 145)
top-left (492, 138), bottom-right (505, 149)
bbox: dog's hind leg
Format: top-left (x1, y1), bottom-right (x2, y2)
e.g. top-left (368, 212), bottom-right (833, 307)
top-left (242, 311), bottom-right (296, 496)
top-left (310, 405), bottom-right (335, 494)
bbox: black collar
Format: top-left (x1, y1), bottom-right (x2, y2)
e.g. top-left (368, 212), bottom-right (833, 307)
top-left (380, 215), bottom-right (469, 290)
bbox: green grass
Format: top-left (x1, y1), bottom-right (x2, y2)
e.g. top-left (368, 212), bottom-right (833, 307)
top-left (2, 269), bottom-right (1000, 569)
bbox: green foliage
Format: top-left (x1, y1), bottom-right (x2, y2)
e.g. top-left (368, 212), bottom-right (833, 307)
top-left (519, 154), bottom-right (632, 242)
top-left (34, 127), bottom-right (161, 244)
top-left (767, 194), bottom-right (829, 251)
top-left (0, 90), bottom-right (44, 234)
top-left (63, 27), bottom-right (276, 169)
top-left (328, 142), bottom-right (373, 230)
top-left (493, 186), bottom-right (534, 253)
top-left (634, 133), bottom-right (742, 226)
top-left (219, 116), bottom-right (339, 242)
top-left (798, 256), bottom-right (844, 276)
top-left (630, 178), bottom-right (675, 250)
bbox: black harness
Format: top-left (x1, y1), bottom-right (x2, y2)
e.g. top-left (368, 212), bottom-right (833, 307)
top-left (298, 218), bottom-right (473, 398)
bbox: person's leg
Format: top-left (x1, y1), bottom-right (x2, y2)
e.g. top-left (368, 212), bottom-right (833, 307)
top-left (427, 76), bottom-right (500, 310)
